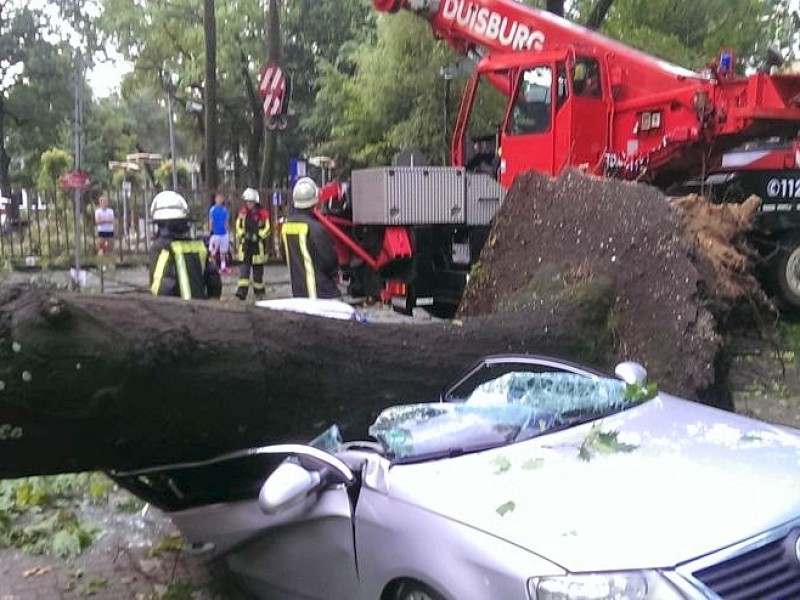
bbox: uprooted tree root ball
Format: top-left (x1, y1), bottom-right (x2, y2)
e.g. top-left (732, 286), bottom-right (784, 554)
top-left (459, 170), bottom-right (766, 405)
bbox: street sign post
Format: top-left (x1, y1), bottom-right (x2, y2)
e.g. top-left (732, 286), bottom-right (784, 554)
top-left (61, 170), bottom-right (91, 190)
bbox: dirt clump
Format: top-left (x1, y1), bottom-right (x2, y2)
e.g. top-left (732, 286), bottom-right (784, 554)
top-left (459, 170), bottom-right (764, 404)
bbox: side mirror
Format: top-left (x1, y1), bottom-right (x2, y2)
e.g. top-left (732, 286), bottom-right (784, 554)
top-left (259, 462), bottom-right (321, 514)
top-left (614, 361), bottom-right (648, 386)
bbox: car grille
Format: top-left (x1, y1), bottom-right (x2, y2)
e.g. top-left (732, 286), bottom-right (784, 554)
top-left (692, 531), bottom-right (800, 600)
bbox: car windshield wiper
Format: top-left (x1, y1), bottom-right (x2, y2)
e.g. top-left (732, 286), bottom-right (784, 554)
top-left (391, 439), bottom-right (515, 465)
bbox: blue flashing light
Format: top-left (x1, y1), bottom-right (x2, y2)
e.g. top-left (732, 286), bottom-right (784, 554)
top-left (719, 52), bottom-right (733, 74)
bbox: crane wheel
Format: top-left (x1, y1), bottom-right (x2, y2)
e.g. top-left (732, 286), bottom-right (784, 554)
top-left (772, 233), bottom-right (800, 312)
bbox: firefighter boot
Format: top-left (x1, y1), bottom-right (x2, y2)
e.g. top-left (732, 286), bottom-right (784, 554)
top-left (236, 263), bottom-right (251, 300)
top-left (252, 265), bottom-right (266, 300)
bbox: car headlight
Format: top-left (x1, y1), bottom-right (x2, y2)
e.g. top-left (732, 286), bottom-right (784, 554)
top-left (528, 571), bottom-right (686, 600)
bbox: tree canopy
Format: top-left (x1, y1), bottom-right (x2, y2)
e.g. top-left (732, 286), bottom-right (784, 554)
top-left (1, 0), bottom-right (798, 196)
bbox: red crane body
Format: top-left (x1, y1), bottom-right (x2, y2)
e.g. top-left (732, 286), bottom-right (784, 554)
top-left (320, 0), bottom-right (800, 312)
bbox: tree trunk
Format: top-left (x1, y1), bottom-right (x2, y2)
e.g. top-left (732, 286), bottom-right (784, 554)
top-left (0, 284), bottom-right (615, 478)
top-left (0, 96), bottom-right (11, 197)
top-left (203, 0), bottom-right (219, 198)
top-left (545, 0), bottom-right (565, 17)
top-left (241, 49), bottom-right (264, 189)
top-left (586, 0), bottom-right (614, 30)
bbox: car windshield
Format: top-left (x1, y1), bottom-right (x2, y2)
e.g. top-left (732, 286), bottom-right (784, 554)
top-left (369, 370), bottom-right (634, 462)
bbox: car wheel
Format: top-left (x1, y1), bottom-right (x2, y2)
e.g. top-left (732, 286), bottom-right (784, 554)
top-left (772, 234), bottom-right (800, 311)
top-left (393, 581), bottom-right (445, 600)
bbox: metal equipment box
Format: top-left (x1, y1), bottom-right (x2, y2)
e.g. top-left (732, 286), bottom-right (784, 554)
top-left (352, 167), bottom-right (466, 225)
top-left (465, 173), bottom-right (506, 225)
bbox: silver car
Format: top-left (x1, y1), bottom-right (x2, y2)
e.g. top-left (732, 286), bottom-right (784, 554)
top-left (112, 355), bottom-right (800, 600)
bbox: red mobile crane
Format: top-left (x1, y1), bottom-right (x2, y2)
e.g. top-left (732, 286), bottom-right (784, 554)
top-left (314, 0), bottom-right (800, 314)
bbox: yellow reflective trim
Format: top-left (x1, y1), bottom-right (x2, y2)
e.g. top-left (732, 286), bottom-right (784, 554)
top-left (281, 222), bottom-right (316, 298)
top-left (171, 243), bottom-right (192, 300)
top-left (237, 278), bottom-right (250, 287)
top-left (253, 281), bottom-right (266, 291)
top-left (235, 215), bottom-right (245, 236)
top-left (150, 249), bottom-right (171, 296)
top-left (258, 218), bottom-right (271, 238)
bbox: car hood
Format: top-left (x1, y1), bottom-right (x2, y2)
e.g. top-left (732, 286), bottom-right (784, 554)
top-left (385, 396), bottom-right (800, 572)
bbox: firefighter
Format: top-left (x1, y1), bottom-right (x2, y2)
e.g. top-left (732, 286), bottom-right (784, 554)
top-left (235, 187), bottom-right (271, 300)
top-left (149, 191), bottom-right (222, 299)
top-left (281, 177), bottom-right (341, 299)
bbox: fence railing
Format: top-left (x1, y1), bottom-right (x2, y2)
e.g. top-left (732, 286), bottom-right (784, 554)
top-left (0, 187), bottom-right (291, 268)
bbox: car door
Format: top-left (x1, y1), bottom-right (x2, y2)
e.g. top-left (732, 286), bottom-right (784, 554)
top-left (116, 444), bottom-right (362, 600)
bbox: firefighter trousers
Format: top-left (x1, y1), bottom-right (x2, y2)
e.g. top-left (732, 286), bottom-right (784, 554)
top-left (236, 262), bottom-right (265, 299)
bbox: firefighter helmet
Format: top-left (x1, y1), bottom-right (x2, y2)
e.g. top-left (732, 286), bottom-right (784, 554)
top-left (150, 191), bottom-right (189, 221)
top-left (292, 177), bottom-right (318, 209)
top-left (242, 187), bottom-right (260, 203)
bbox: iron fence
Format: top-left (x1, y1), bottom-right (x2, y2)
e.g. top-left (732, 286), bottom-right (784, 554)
top-left (0, 187), bottom-right (291, 269)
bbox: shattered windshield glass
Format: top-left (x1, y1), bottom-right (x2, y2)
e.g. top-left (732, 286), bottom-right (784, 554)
top-left (369, 371), bottom-right (632, 461)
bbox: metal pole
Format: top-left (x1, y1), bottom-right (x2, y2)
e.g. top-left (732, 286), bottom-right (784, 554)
top-left (167, 91), bottom-right (178, 190)
top-left (72, 49), bottom-right (83, 290)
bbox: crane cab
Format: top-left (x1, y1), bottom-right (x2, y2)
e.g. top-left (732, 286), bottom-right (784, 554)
top-left (455, 50), bottom-right (610, 186)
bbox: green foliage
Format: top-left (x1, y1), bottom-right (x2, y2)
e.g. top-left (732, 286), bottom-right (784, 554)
top-left (37, 148), bottom-right (72, 196)
top-left (0, 474), bottom-right (111, 557)
top-left (778, 321), bottom-right (800, 361)
top-left (141, 581), bottom-right (195, 600)
top-left (623, 381), bottom-right (659, 404)
top-left (154, 160), bottom-right (191, 189)
top-left (496, 500), bottom-right (516, 517)
top-left (573, 0), bottom-right (790, 69)
top-left (491, 456), bottom-right (512, 475)
top-left (310, 12), bottom-right (455, 170)
top-left (147, 534), bottom-right (185, 557)
top-left (115, 496), bottom-right (145, 513)
top-left (578, 424), bottom-right (638, 462)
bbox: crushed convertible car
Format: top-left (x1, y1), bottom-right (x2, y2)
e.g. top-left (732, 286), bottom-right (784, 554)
top-left (111, 355), bottom-right (800, 600)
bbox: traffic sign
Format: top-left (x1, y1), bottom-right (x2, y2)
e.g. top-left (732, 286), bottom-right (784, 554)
top-left (259, 62), bottom-right (286, 118)
top-left (61, 170), bottom-right (91, 190)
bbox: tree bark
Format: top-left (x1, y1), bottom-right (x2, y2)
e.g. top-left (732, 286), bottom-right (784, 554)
top-left (203, 0), bottom-right (219, 198)
top-left (0, 96), bottom-right (11, 197)
top-left (586, 0), bottom-right (614, 30)
top-left (0, 284), bottom-right (615, 477)
top-left (545, 0), bottom-right (565, 17)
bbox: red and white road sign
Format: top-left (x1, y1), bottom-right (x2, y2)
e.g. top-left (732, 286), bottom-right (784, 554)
top-left (259, 63), bottom-right (286, 118)
top-left (61, 170), bottom-right (92, 190)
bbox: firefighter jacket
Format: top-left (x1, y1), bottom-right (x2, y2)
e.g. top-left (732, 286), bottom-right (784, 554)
top-left (235, 205), bottom-right (270, 265)
top-left (149, 232), bottom-right (222, 299)
top-left (281, 209), bottom-right (341, 299)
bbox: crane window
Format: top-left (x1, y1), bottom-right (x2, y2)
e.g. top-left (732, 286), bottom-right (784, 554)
top-left (508, 66), bottom-right (552, 136)
top-left (572, 58), bottom-right (601, 98)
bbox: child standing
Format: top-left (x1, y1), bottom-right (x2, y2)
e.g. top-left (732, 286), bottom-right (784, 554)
top-left (208, 192), bottom-right (230, 272)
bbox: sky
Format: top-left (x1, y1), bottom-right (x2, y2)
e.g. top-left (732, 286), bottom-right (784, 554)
top-left (87, 53), bottom-right (133, 98)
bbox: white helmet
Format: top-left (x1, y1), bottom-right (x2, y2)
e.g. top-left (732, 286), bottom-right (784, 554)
top-left (150, 191), bottom-right (189, 221)
top-left (292, 177), bottom-right (318, 209)
top-left (242, 187), bottom-right (260, 203)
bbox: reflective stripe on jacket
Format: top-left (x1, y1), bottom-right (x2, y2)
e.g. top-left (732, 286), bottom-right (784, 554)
top-left (280, 211), bottom-right (340, 299)
top-left (150, 239), bottom-right (215, 299)
top-left (235, 206), bottom-right (271, 265)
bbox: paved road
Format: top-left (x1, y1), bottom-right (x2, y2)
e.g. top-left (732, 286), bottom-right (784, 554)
top-left (2, 263), bottom-right (294, 299)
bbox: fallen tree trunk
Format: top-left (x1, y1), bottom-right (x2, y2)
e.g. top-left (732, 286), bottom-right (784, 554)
top-left (0, 283), bottom-right (616, 477)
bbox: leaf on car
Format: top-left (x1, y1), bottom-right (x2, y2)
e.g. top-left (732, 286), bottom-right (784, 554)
top-left (496, 501), bottom-right (516, 517)
top-left (491, 456), bottom-right (512, 475)
top-left (623, 382), bottom-right (658, 404)
top-left (579, 424), bottom-right (638, 461)
top-left (739, 432), bottom-right (763, 443)
top-left (521, 458), bottom-right (545, 470)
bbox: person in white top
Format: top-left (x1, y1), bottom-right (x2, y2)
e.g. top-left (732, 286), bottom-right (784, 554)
top-left (95, 195), bottom-right (115, 255)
